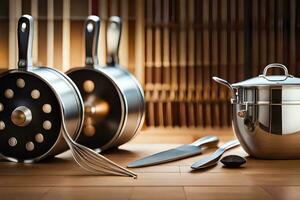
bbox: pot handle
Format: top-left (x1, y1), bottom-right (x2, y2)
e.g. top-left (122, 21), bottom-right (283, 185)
top-left (85, 15), bottom-right (100, 67)
top-left (106, 16), bottom-right (122, 66)
top-left (261, 63), bottom-right (293, 79)
top-left (18, 15), bottom-right (33, 70)
top-left (212, 77), bottom-right (235, 98)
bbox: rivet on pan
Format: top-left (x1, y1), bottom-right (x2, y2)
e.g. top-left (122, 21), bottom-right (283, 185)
top-left (4, 89), bottom-right (14, 99)
top-left (0, 103), bottom-right (3, 112)
top-left (87, 22), bottom-right (94, 32)
top-left (83, 80), bottom-right (95, 93)
top-left (0, 121), bottom-right (5, 130)
top-left (16, 78), bottom-right (25, 88)
top-left (8, 137), bottom-right (17, 147)
top-left (43, 120), bottom-right (52, 130)
top-left (35, 133), bottom-right (44, 143)
top-left (21, 22), bottom-right (27, 32)
top-left (42, 104), bottom-right (52, 113)
top-left (31, 89), bottom-right (40, 99)
top-left (26, 141), bottom-right (34, 151)
top-left (83, 125), bottom-right (96, 137)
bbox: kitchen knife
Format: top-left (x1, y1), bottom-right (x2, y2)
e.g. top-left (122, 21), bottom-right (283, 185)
top-left (127, 135), bottom-right (219, 168)
top-left (191, 139), bottom-right (240, 170)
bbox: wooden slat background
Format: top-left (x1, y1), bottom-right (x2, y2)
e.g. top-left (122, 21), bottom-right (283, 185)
top-left (0, 0), bottom-right (299, 129)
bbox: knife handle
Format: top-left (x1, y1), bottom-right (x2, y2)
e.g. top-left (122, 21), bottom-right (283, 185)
top-left (191, 136), bottom-right (219, 148)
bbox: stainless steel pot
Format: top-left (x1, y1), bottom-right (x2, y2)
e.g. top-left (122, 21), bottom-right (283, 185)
top-left (213, 63), bottom-right (300, 159)
top-left (0, 15), bottom-right (84, 163)
top-left (67, 16), bottom-right (145, 151)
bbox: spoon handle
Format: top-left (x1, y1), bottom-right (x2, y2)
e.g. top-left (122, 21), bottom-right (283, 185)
top-left (191, 139), bottom-right (240, 170)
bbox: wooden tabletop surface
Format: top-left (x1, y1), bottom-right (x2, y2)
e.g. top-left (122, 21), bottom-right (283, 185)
top-left (0, 128), bottom-right (299, 200)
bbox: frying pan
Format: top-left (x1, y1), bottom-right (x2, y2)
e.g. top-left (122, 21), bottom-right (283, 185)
top-left (67, 16), bottom-right (145, 151)
top-left (0, 15), bottom-right (84, 163)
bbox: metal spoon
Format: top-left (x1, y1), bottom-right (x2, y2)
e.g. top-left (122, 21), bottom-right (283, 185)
top-left (191, 139), bottom-right (240, 170)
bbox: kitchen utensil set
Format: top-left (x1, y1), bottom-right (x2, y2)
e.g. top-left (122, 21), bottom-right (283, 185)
top-left (128, 137), bottom-right (241, 170)
top-left (128, 136), bottom-right (219, 168)
top-left (1, 14), bottom-right (297, 177)
top-left (0, 14), bottom-right (142, 178)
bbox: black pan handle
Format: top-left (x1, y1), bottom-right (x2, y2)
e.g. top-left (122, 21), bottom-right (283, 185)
top-left (106, 16), bottom-right (122, 66)
top-left (18, 15), bottom-right (33, 70)
top-left (85, 15), bottom-right (100, 67)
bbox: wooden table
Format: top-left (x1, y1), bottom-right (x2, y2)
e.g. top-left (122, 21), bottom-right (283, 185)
top-left (0, 128), bottom-right (299, 200)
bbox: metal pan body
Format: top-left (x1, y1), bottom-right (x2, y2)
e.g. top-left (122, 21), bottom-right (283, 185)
top-left (0, 67), bottom-right (84, 163)
top-left (67, 65), bottom-right (144, 150)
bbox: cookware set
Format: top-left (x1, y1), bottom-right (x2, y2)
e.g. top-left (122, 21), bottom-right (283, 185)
top-left (0, 14), bottom-right (141, 177)
top-left (0, 14), bottom-right (298, 176)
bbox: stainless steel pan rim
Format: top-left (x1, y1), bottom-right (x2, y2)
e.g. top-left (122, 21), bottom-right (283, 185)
top-left (99, 66), bottom-right (145, 148)
top-left (44, 67), bottom-right (84, 142)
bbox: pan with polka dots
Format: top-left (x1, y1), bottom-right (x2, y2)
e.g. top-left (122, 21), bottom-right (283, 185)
top-left (67, 16), bottom-right (145, 151)
top-left (0, 15), bottom-right (84, 163)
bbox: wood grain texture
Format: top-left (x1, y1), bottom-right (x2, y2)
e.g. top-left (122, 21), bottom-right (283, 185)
top-left (0, 130), bottom-right (298, 199)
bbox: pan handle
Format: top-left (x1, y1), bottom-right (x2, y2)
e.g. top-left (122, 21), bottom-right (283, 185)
top-left (85, 15), bottom-right (100, 67)
top-left (106, 16), bottom-right (122, 66)
top-left (212, 77), bottom-right (236, 101)
top-left (18, 15), bottom-right (33, 70)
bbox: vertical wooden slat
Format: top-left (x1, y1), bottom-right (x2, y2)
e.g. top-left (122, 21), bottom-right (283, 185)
top-left (0, 0), bottom-right (9, 68)
top-left (202, 0), bottom-right (211, 127)
top-left (9, 0), bottom-right (22, 68)
top-left (220, 0), bottom-right (228, 127)
top-left (145, 0), bottom-right (155, 127)
top-left (259, 0), bottom-right (267, 72)
top-left (211, 0), bottom-right (219, 127)
top-left (62, 0), bottom-right (70, 71)
top-left (237, 0), bottom-right (244, 81)
top-left (153, 0), bottom-right (163, 127)
top-left (276, 0), bottom-right (284, 65)
top-left (98, 0), bottom-right (107, 66)
top-left (47, 0), bottom-right (54, 67)
top-left (135, 0), bottom-right (145, 85)
top-left (120, 0), bottom-right (129, 69)
top-left (267, 0), bottom-right (275, 65)
top-left (38, 0), bottom-right (47, 65)
top-left (290, 0), bottom-right (296, 74)
top-left (195, 0), bottom-right (203, 127)
top-left (178, 0), bottom-right (187, 127)
top-left (229, 0), bottom-right (237, 83)
top-left (170, 0), bottom-right (179, 126)
top-left (70, 0), bottom-right (88, 67)
top-left (109, 0), bottom-right (119, 16)
top-left (162, 0), bottom-right (171, 126)
top-left (187, 0), bottom-right (195, 127)
top-left (251, 0), bottom-right (259, 75)
top-left (282, 1), bottom-right (290, 69)
top-left (31, 0), bottom-right (38, 65)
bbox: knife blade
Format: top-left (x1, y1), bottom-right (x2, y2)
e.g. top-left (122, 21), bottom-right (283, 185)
top-left (191, 139), bottom-right (240, 170)
top-left (127, 135), bottom-right (219, 168)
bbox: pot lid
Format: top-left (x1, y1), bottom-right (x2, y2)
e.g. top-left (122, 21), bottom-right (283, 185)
top-left (232, 63), bottom-right (300, 87)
